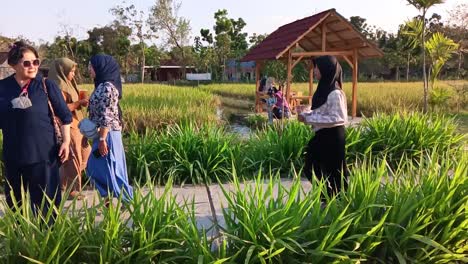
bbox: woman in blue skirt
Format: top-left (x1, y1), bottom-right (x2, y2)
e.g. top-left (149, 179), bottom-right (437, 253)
top-left (86, 54), bottom-right (133, 204)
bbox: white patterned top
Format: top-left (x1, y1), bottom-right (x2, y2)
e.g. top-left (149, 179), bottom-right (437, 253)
top-left (300, 89), bottom-right (348, 131)
top-left (89, 82), bottom-right (122, 131)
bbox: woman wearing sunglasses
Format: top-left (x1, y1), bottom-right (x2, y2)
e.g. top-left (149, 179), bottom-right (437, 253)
top-left (0, 41), bottom-right (72, 213)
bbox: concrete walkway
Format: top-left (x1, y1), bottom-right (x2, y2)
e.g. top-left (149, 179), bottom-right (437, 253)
top-left (0, 179), bottom-right (313, 231)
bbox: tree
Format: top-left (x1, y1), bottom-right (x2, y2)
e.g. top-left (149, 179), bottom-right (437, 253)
top-left (199, 9), bottom-right (249, 81)
top-left (87, 25), bottom-right (132, 70)
top-left (148, 0), bottom-right (191, 73)
top-left (349, 16), bottom-right (376, 40)
top-left (249, 33), bottom-right (267, 48)
top-left (446, 4), bottom-right (468, 79)
top-left (406, 0), bottom-right (445, 112)
top-left (425, 32), bottom-right (458, 88)
top-left (111, 2), bottom-right (155, 82)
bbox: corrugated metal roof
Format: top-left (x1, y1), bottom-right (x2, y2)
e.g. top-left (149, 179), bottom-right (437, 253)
top-left (242, 9), bottom-right (383, 62)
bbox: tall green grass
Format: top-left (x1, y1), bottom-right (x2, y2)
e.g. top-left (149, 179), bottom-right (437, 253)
top-left (126, 124), bottom-right (239, 184)
top-left (219, 151), bottom-right (467, 263)
top-left (0, 150), bottom-right (466, 263)
top-left (126, 113), bottom-right (464, 184)
top-left (346, 112), bottom-right (466, 163)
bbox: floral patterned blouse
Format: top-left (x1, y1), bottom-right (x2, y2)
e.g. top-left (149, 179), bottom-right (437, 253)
top-left (89, 82), bottom-right (122, 131)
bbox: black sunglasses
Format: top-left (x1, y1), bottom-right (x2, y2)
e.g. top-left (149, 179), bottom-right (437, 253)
top-left (22, 59), bottom-right (41, 68)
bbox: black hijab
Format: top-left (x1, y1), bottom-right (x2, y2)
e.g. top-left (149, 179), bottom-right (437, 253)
top-left (311, 55), bottom-right (343, 110)
top-left (90, 54), bottom-right (122, 99)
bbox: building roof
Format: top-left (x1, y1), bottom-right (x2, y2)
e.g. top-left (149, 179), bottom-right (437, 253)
top-left (242, 9), bottom-right (383, 62)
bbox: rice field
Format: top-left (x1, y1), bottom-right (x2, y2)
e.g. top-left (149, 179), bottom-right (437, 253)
top-left (71, 81), bottom-right (468, 133)
top-left (0, 81), bottom-right (467, 262)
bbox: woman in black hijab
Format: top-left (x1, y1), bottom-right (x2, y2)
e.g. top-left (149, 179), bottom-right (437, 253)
top-left (298, 55), bottom-right (348, 197)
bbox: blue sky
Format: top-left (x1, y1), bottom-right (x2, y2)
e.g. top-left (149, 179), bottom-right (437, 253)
top-left (0, 0), bottom-right (463, 44)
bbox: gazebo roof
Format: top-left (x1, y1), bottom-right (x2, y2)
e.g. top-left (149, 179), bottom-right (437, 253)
top-left (242, 9), bottom-right (383, 62)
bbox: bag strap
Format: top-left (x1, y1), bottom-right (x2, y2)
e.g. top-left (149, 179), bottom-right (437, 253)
top-left (42, 78), bottom-right (58, 117)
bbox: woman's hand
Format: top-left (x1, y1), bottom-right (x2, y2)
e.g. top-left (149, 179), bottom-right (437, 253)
top-left (79, 99), bottom-right (89, 108)
top-left (98, 140), bottom-right (108, 157)
top-left (297, 114), bottom-right (305, 123)
top-left (58, 142), bottom-right (70, 163)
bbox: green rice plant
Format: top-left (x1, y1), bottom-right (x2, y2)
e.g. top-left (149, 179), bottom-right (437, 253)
top-left (0, 149), bottom-right (466, 262)
top-left (243, 121), bottom-right (313, 175)
top-left (298, 150), bottom-right (468, 263)
top-left (67, 195), bottom-right (129, 263)
top-left (371, 151), bottom-right (467, 263)
top-left (126, 124), bottom-right (240, 185)
top-left (0, 190), bottom-right (82, 263)
top-left (245, 114), bottom-right (268, 129)
top-left (347, 112), bottom-right (465, 164)
top-left (121, 180), bottom-right (196, 263)
top-left (200, 81), bottom-right (468, 116)
top-left (219, 169), bottom-right (319, 263)
top-left (82, 83), bottom-right (220, 132)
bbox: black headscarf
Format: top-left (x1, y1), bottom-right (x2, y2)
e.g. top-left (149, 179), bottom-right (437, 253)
top-left (90, 54), bottom-right (122, 99)
top-left (311, 55), bottom-right (343, 110)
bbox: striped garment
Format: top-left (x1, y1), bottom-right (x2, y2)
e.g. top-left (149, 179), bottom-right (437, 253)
top-left (301, 89), bottom-right (348, 131)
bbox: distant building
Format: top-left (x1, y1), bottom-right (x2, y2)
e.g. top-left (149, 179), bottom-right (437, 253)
top-left (225, 59), bottom-right (256, 82)
top-left (145, 59), bottom-right (195, 82)
top-left (0, 43), bottom-right (14, 80)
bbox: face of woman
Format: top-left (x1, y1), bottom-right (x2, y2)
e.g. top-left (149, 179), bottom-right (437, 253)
top-left (67, 66), bottom-right (76, 81)
top-left (313, 66), bottom-right (321, 80)
top-left (13, 51), bottom-right (40, 80)
top-left (88, 63), bottom-right (96, 79)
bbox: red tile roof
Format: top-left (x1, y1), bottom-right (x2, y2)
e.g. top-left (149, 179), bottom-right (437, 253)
top-left (242, 9), bottom-right (331, 62)
top-left (242, 9), bottom-right (383, 62)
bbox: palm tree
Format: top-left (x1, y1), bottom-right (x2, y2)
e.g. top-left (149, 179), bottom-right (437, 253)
top-left (406, 0), bottom-right (445, 112)
top-left (425, 32), bottom-right (459, 89)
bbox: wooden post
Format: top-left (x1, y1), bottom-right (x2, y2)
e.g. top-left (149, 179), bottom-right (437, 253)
top-left (321, 23), bottom-right (327, 51)
top-left (352, 49), bottom-right (358, 118)
top-left (309, 61), bottom-right (314, 106)
top-left (255, 61), bottom-right (261, 112)
top-left (286, 49), bottom-right (292, 102)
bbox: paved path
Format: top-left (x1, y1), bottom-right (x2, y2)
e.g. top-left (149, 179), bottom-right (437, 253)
top-left (0, 179), bottom-right (313, 231)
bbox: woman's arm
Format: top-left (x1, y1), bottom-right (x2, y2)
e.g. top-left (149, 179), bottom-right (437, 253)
top-left (300, 91), bottom-right (347, 125)
top-left (46, 79), bottom-right (73, 125)
top-left (45, 80), bottom-right (73, 162)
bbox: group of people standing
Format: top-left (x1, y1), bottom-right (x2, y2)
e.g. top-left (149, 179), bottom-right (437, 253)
top-left (0, 40), bottom-right (348, 214)
top-left (0, 41), bottom-right (132, 213)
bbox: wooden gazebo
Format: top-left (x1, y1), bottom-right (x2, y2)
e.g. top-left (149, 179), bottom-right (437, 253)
top-left (241, 9), bottom-right (383, 117)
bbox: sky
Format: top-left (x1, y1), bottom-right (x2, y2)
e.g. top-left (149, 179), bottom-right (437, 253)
top-left (0, 0), bottom-right (464, 44)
